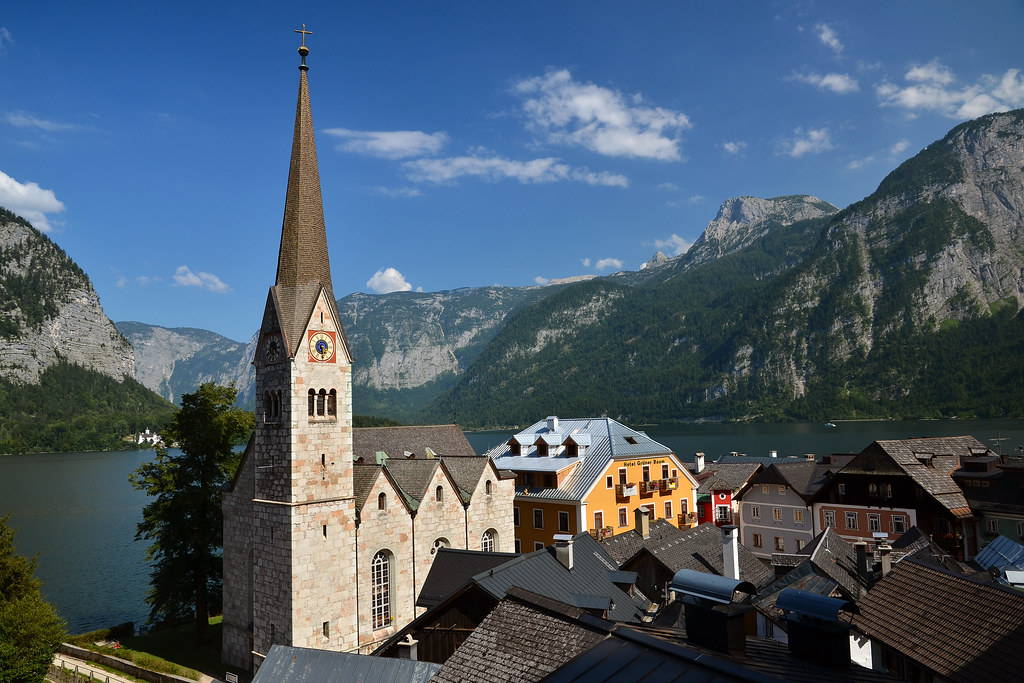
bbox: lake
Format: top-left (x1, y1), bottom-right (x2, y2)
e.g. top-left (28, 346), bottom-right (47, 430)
top-left (3, 418), bottom-right (1023, 634)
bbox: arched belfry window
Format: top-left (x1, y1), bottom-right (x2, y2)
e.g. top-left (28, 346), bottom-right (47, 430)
top-left (485, 480), bottom-right (492, 495)
top-left (435, 485), bottom-right (443, 502)
top-left (308, 389), bottom-right (315, 417)
top-left (264, 391), bottom-right (271, 421)
top-left (328, 389), bottom-right (337, 417)
top-left (371, 551), bottom-right (391, 629)
top-left (378, 492), bottom-right (387, 511)
top-left (317, 389), bottom-right (326, 416)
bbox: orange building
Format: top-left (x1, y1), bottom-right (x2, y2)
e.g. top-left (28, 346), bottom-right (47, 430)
top-left (486, 416), bottom-right (699, 552)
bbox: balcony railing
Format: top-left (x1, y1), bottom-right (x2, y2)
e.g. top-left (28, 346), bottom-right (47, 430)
top-left (590, 526), bottom-right (614, 541)
top-left (615, 483), bottom-right (639, 497)
top-left (640, 480), bottom-right (661, 494)
top-left (677, 512), bottom-right (697, 527)
top-left (659, 477), bottom-right (679, 492)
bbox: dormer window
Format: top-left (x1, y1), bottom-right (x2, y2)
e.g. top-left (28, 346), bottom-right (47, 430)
top-left (625, 437), bottom-right (638, 445)
top-left (566, 442), bottom-right (578, 458)
top-left (537, 442), bottom-right (548, 457)
top-left (510, 442), bottom-right (521, 456)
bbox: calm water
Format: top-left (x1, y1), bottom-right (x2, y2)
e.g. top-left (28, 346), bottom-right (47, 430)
top-left (3, 419), bottom-right (1024, 634)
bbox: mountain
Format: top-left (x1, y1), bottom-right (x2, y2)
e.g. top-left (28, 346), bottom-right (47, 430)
top-left (115, 322), bottom-right (255, 406)
top-left (418, 109), bottom-right (1024, 426)
top-left (0, 208), bottom-right (175, 453)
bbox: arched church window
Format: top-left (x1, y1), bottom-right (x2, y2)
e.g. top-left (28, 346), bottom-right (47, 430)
top-left (328, 389), bottom-right (337, 417)
top-left (435, 485), bottom-right (443, 502)
top-left (317, 389), bottom-right (326, 416)
top-left (308, 389), bottom-right (315, 417)
top-left (378, 492), bottom-right (386, 511)
top-left (485, 480), bottom-right (492, 495)
top-left (481, 529), bottom-right (496, 552)
top-left (263, 391), bottom-right (271, 421)
top-left (371, 551), bottom-right (391, 629)
top-left (430, 538), bottom-right (450, 555)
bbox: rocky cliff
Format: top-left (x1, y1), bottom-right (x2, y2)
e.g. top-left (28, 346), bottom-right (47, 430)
top-left (0, 210), bottom-right (134, 384)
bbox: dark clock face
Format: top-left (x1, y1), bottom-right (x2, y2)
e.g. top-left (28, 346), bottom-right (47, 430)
top-left (308, 331), bottom-right (335, 362)
top-left (263, 334), bottom-right (281, 364)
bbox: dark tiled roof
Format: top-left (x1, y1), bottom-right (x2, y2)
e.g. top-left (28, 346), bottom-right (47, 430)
top-left (850, 559), bottom-right (1024, 683)
top-left (417, 547), bottom-right (517, 608)
top-left (630, 522), bottom-right (774, 589)
top-left (352, 424), bottom-right (475, 462)
top-left (600, 519), bottom-right (686, 566)
top-left (751, 460), bottom-right (850, 501)
top-left (473, 532), bottom-right (653, 623)
top-left (353, 463), bottom-right (384, 509)
top-left (429, 588), bottom-right (609, 683)
top-left (253, 644), bottom-right (439, 683)
top-left (793, 527), bottom-right (865, 599)
top-left (379, 459), bottom-right (443, 510)
top-left (688, 463), bottom-right (762, 494)
top-left (439, 455), bottom-right (490, 500)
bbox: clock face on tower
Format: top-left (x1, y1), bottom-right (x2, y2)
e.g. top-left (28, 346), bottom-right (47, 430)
top-left (263, 334), bottom-right (282, 364)
top-left (308, 330), bottom-right (336, 363)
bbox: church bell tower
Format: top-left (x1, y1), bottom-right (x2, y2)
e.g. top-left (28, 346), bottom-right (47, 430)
top-left (249, 29), bottom-right (358, 663)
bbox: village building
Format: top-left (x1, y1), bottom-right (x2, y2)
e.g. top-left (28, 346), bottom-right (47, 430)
top-left (486, 416), bottom-right (698, 552)
top-left (738, 456), bottom-right (853, 559)
top-left (810, 437), bottom-right (991, 561)
top-left (685, 452), bottom-right (761, 528)
top-left (952, 453), bottom-right (1024, 549)
top-left (219, 43), bottom-right (513, 672)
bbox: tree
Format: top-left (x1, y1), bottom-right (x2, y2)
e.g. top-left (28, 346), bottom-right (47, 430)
top-left (0, 513), bottom-right (66, 683)
top-left (130, 383), bottom-right (252, 643)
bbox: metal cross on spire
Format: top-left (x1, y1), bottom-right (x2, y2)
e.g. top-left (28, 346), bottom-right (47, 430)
top-left (294, 24), bottom-right (312, 67)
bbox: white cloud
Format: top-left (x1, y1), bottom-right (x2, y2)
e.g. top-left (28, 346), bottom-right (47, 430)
top-left (654, 234), bottom-right (692, 256)
top-left (514, 69), bottom-right (691, 161)
top-left (847, 156), bottom-right (874, 170)
top-left (792, 72), bottom-right (859, 94)
top-left (534, 275), bottom-right (550, 285)
top-left (877, 61), bottom-right (1024, 119)
top-left (115, 276), bottom-right (126, 288)
top-left (136, 275), bottom-right (160, 286)
top-left (595, 258), bottom-right (624, 271)
top-left (785, 128), bottom-right (833, 157)
top-left (0, 28), bottom-right (12, 54)
top-left (689, 194), bottom-right (705, 204)
top-left (324, 128), bottom-right (449, 159)
top-left (374, 186), bottom-right (423, 198)
top-left (889, 139), bottom-right (910, 156)
top-left (366, 267), bottom-right (413, 294)
top-left (403, 154), bottom-right (628, 187)
top-left (173, 266), bottom-right (231, 293)
top-left (581, 257), bottom-right (591, 267)
top-left (0, 170), bottom-right (65, 232)
top-left (3, 111), bottom-right (82, 132)
top-left (723, 141), bottom-right (747, 155)
top-left (816, 23), bottom-right (843, 56)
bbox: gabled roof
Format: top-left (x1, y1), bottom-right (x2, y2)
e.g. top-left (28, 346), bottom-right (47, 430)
top-left (416, 547), bottom-right (518, 609)
top-left (601, 519), bottom-right (686, 566)
top-left (253, 644), bottom-right (439, 683)
top-left (488, 417), bottom-right (687, 502)
top-left (352, 424), bottom-right (475, 462)
top-left (353, 458), bottom-right (464, 512)
top-left (690, 463), bottom-right (763, 495)
top-left (751, 458), bottom-right (852, 502)
top-left (606, 522), bottom-right (773, 589)
top-left (440, 455), bottom-right (502, 501)
top-left (850, 559), bottom-right (1024, 683)
top-left (774, 527), bottom-right (865, 599)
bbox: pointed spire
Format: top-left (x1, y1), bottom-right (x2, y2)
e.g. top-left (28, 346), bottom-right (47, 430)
top-left (275, 29), bottom-right (334, 305)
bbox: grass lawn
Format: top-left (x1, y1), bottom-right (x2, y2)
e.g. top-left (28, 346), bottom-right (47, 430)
top-left (118, 616), bottom-right (246, 681)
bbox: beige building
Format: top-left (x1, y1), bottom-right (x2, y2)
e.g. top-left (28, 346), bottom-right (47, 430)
top-left (221, 43), bottom-right (513, 673)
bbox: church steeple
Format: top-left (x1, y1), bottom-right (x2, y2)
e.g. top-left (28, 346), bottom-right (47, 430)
top-left (272, 31), bottom-right (347, 357)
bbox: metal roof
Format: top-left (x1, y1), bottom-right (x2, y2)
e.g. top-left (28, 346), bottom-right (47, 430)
top-left (670, 568), bottom-right (757, 604)
top-left (775, 588), bottom-right (857, 622)
top-left (974, 534), bottom-right (1024, 572)
top-left (252, 644), bottom-right (440, 683)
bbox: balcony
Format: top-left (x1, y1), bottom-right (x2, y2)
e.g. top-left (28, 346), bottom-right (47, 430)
top-left (677, 512), bottom-right (697, 527)
top-left (640, 480), bottom-right (661, 494)
top-left (590, 526), bottom-right (614, 541)
top-left (659, 477), bottom-right (679, 492)
top-left (615, 483), bottom-right (639, 497)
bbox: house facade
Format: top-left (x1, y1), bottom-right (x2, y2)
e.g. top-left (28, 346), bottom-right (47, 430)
top-left (686, 454), bottom-right (761, 528)
top-left (487, 416), bottom-right (698, 552)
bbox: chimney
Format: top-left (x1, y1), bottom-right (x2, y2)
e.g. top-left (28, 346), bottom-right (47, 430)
top-left (722, 525), bottom-right (740, 580)
top-left (878, 540), bottom-right (892, 577)
top-left (396, 634), bottom-right (418, 660)
top-left (854, 541), bottom-right (869, 582)
top-left (546, 415), bottom-right (559, 433)
top-left (553, 533), bottom-right (574, 570)
top-left (695, 451), bottom-right (706, 474)
top-left (770, 450), bottom-right (778, 458)
top-left (634, 507), bottom-right (650, 539)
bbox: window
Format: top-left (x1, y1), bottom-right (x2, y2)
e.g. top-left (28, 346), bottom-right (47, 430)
top-left (514, 539), bottom-right (522, 553)
top-left (481, 529), bottom-right (496, 552)
top-left (662, 464), bottom-right (670, 479)
top-left (794, 509), bottom-right (804, 523)
top-left (672, 468), bottom-right (678, 478)
top-left (558, 510), bottom-right (570, 532)
top-left (986, 519), bottom-right (998, 533)
top-left (869, 483), bottom-right (878, 497)
top-left (884, 484), bottom-right (893, 498)
top-left (824, 510), bottom-right (836, 528)
top-left (533, 508), bottom-right (544, 529)
top-left (762, 485), bottom-right (770, 494)
top-left (510, 442), bottom-right (521, 456)
top-left (751, 505), bottom-right (761, 519)
top-left (317, 389), bottom-right (326, 416)
top-left (845, 512), bottom-right (858, 530)
top-left (307, 389), bottom-right (315, 416)
top-left (435, 485), bottom-right (443, 502)
top-left (680, 499), bottom-right (688, 513)
top-left (891, 515), bottom-right (907, 534)
top-left (431, 538), bottom-right (449, 555)
top-left (327, 389), bottom-right (337, 416)
top-left (618, 468), bottom-right (627, 486)
top-left (606, 475), bottom-right (614, 489)
top-left (322, 524), bottom-right (327, 538)
top-left (534, 542), bottom-right (544, 551)
top-left (537, 442), bottom-right (548, 457)
top-left (618, 507), bottom-right (628, 527)
top-left (513, 506), bottom-right (520, 527)
top-left (868, 514), bottom-right (881, 532)
top-left (697, 506), bottom-right (705, 519)
top-left (566, 442), bottom-right (578, 457)
top-left (774, 537), bottom-right (785, 551)
top-left (485, 480), bottom-right (492, 495)
top-left (377, 492), bottom-right (386, 511)
top-left (796, 538), bottom-right (805, 551)
top-left (778, 486), bottom-right (786, 495)
top-left (715, 506), bottom-right (731, 522)
top-left (773, 508), bottom-right (782, 521)
top-left (752, 533), bottom-right (763, 548)
top-left (642, 465), bottom-right (651, 482)
top-left (838, 483), bottom-right (847, 495)
top-left (371, 551), bottom-right (390, 629)
top-left (664, 501), bottom-right (672, 519)
top-left (1017, 521), bottom-right (1024, 537)
top-left (323, 621), bottom-right (330, 638)
top-left (594, 511), bottom-right (604, 531)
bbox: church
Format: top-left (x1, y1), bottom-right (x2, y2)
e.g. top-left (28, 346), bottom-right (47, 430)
top-left (220, 36), bottom-right (514, 673)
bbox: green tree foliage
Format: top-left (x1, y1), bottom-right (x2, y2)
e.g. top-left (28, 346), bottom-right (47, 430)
top-left (129, 383), bottom-right (253, 643)
top-left (0, 361), bottom-right (177, 454)
top-left (0, 513), bottom-right (66, 683)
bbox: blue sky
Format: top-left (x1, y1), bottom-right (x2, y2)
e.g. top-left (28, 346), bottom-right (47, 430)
top-left (2, 2), bottom-right (1022, 342)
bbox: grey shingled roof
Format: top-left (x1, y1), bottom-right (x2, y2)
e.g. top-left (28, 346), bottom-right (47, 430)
top-left (792, 527), bottom-right (865, 599)
top-left (417, 547), bottom-right (518, 608)
top-left (690, 463), bottom-right (763, 494)
top-left (353, 463), bottom-right (385, 509)
top-left (473, 532), bottom-right (654, 623)
top-left (488, 417), bottom-right (675, 502)
top-left (632, 522), bottom-right (774, 589)
top-left (352, 424), bottom-right (475, 461)
top-left (439, 454), bottom-right (492, 500)
top-left (601, 519), bottom-right (696, 566)
top-left (252, 644), bottom-right (439, 683)
top-left (381, 459), bottom-right (442, 510)
top-left (850, 559), bottom-right (1024, 683)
